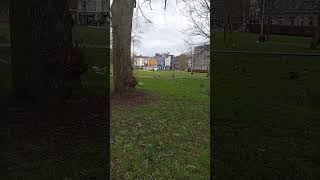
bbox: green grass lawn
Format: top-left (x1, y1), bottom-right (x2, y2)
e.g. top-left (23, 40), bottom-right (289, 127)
top-left (213, 32), bottom-right (320, 179)
top-left (214, 32), bottom-right (320, 53)
top-left (111, 70), bottom-right (210, 179)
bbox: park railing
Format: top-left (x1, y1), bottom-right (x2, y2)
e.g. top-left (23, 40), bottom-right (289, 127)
top-left (212, 49), bottom-right (320, 120)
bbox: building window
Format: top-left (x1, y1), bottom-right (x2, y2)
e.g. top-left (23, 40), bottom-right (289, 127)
top-left (291, 20), bottom-right (294, 25)
top-left (301, 21), bottom-right (304, 26)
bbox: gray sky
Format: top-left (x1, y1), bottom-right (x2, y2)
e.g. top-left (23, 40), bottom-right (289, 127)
top-left (132, 0), bottom-right (205, 57)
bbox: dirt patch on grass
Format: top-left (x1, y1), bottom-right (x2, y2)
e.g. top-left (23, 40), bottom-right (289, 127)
top-left (111, 90), bottom-right (158, 111)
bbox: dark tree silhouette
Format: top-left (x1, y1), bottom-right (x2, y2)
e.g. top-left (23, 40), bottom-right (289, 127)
top-left (9, 0), bottom-right (76, 102)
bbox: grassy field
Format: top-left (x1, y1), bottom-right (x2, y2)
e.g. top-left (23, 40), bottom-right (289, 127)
top-left (213, 32), bottom-right (320, 179)
top-left (111, 70), bottom-right (210, 178)
top-left (213, 32), bottom-right (320, 53)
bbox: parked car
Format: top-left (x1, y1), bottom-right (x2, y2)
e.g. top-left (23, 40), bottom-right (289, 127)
top-left (153, 66), bottom-right (158, 71)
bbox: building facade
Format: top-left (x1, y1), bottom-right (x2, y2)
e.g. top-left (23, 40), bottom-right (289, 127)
top-left (192, 44), bottom-right (210, 72)
top-left (267, 0), bottom-right (319, 26)
top-left (0, 1), bottom-right (110, 26)
top-left (155, 53), bottom-right (166, 71)
top-left (155, 53), bottom-right (175, 70)
top-left (147, 58), bottom-right (157, 66)
top-left (133, 55), bottom-right (149, 68)
top-left (248, 0), bottom-right (320, 36)
top-left (69, 0), bottom-right (109, 26)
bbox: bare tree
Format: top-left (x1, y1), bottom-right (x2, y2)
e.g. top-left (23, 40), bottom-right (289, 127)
top-left (111, 0), bottom-right (170, 93)
top-left (183, 0), bottom-right (210, 41)
top-left (131, 5), bottom-right (148, 60)
top-left (176, 53), bottom-right (189, 71)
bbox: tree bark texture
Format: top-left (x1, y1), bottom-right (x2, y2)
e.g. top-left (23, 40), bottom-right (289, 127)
top-left (10, 0), bottom-right (73, 101)
top-left (111, 0), bottom-right (135, 94)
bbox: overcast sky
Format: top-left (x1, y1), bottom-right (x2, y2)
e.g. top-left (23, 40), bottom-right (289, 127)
top-left (132, 0), bottom-right (205, 57)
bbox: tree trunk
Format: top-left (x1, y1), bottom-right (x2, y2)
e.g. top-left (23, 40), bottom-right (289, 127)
top-left (10, 0), bottom-right (73, 102)
top-left (111, 0), bottom-right (135, 94)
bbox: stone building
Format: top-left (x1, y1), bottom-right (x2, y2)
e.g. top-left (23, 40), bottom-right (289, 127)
top-left (249, 0), bottom-right (320, 26)
top-left (133, 55), bottom-right (149, 69)
top-left (247, 0), bottom-right (320, 36)
top-left (268, 0), bottom-right (319, 26)
top-left (69, 0), bottom-right (109, 26)
top-left (192, 44), bottom-right (210, 72)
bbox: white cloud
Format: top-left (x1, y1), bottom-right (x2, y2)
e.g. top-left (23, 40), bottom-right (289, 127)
top-left (132, 0), bottom-right (205, 57)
